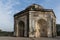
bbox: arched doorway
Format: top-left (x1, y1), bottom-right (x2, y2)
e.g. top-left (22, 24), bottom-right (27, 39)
top-left (18, 21), bottom-right (25, 37)
top-left (38, 19), bottom-right (47, 37)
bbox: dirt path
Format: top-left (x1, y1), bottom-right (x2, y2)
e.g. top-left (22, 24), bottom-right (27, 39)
top-left (0, 36), bottom-right (60, 40)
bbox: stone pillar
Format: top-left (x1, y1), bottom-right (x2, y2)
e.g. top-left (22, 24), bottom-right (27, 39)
top-left (16, 20), bottom-right (19, 37)
top-left (24, 21), bottom-right (27, 37)
top-left (29, 12), bottom-right (32, 37)
top-left (47, 14), bottom-right (52, 37)
top-left (29, 11), bottom-right (35, 37)
top-left (47, 21), bottom-right (52, 37)
top-left (14, 18), bottom-right (16, 36)
top-left (53, 21), bottom-right (57, 37)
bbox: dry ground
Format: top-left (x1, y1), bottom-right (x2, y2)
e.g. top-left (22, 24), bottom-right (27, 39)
top-left (0, 36), bottom-right (60, 40)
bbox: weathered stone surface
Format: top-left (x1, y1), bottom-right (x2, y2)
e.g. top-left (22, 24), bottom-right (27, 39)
top-left (14, 4), bottom-right (56, 38)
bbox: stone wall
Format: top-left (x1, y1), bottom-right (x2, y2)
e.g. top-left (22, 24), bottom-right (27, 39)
top-left (14, 12), bottom-right (28, 37)
top-left (29, 11), bottom-right (56, 37)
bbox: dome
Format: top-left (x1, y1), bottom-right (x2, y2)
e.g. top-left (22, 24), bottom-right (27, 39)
top-left (25, 4), bottom-right (44, 11)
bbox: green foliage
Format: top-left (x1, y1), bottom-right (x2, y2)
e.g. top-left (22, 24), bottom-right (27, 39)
top-left (0, 29), bottom-right (2, 32)
top-left (0, 31), bottom-right (13, 36)
top-left (57, 31), bottom-right (60, 36)
top-left (56, 24), bottom-right (60, 28)
top-left (56, 24), bottom-right (60, 36)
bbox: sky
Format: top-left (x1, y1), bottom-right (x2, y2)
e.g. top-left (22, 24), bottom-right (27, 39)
top-left (0, 0), bottom-right (60, 32)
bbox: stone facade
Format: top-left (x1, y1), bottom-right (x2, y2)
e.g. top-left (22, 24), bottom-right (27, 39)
top-left (14, 4), bottom-right (56, 38)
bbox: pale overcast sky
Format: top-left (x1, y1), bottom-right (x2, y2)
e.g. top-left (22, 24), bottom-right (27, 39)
top-left (0, 0), bottom-right (60, 31)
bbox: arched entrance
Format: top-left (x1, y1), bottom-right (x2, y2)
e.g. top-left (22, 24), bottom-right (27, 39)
top-left (38, 19), bottom-right (47, 37)
top-left (18, 21), bottom-right (25, 37)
